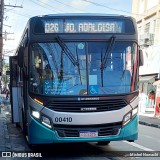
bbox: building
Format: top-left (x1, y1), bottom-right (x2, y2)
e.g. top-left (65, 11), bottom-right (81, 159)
top-left (132, 0), bottom-right (160, 116)
top-left (0, 0), bottom-right (4, 76)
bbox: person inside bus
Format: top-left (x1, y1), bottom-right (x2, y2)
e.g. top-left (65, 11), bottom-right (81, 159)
top-left (44, 63), bottom-right (53, 80)
top-left (31, 52), bottom-right (44, 94)
top-left (35, 56), bottom-right (43, 79)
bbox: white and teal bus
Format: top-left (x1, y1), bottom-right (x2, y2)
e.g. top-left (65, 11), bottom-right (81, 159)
top-left (10, 14), bottom-right (143, 145)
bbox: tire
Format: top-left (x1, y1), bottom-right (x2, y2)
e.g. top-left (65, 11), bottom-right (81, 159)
top-left (22, 110), bottom-right (28, 135)
top-left (97, 141), bottom-right (110, 145)
top-left (28, 144), bottom-right (37, 150)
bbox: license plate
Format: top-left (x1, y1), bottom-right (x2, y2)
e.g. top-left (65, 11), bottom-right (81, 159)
top-left (79, 131), bottom-right (98, 138)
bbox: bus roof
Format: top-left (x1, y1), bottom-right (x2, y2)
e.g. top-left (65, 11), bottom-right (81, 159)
top-left (32, 13), bottom-right (133, 19)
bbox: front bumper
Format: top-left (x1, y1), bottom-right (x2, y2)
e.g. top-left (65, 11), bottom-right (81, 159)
top-left (28, 115), bottom-right (138, 144)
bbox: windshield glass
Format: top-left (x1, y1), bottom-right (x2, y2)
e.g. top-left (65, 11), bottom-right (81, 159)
top-left (29, 41), bottom-right (138, 95)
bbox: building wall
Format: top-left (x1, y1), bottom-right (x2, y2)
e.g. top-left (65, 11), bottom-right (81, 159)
top-left (0, 0), bottom-right (4, 75)
top-left (132, 0), bottom-right (160, 75)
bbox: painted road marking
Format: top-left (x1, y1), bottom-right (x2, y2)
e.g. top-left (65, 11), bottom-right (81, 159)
top-left (139, 134), bottom-right (160, 143)
top-left (124, 141), bottom-right (155, 151)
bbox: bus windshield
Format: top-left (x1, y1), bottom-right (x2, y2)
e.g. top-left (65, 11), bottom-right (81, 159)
top-left (29, 41), bottom-right (138, 95)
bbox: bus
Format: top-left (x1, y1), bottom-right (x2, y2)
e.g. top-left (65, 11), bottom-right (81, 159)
top-left (9, 14), bottom-right (143, 145)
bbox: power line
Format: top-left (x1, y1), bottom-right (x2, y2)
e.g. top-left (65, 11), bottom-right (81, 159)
top-left (3, 49), bottom-right (16, 55)
top-left (82, 0), bottom-right (146, 16)
top-left (35, 0), bottom-right (64, 13)
top-left (4, 4), bottom-right (23, 8)
top-left (3, 24), bottom-right (11, 27)
top-left (4, 2), bottom-right (23, 13)
top-left (30, 0), bottom-right (60, 13)
top-left (9, 10), bottom-right (31, 18)
top-left (53, 0), bottom-right (86, 12)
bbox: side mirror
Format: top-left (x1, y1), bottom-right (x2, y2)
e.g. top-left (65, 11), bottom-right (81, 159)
top-left (22, 67), bottom-right (28, 80)
top-left (139, 49), bottom-right (144, 66)
top-left (18, 46), bottom-right (24, 68)
top-left (6, 71), bottom-right (10, 75)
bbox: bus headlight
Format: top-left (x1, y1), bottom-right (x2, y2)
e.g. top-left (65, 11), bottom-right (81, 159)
top-left (123, 107), bottom-right (138, 127)
top-left (123, 112), bottom-right (132, 126)
top-left (32, 110), bottom-right (40, 119)
top-left (31, 108), bottom-right (52, 129)
top-left (41, 115), bottom-right (52, 128)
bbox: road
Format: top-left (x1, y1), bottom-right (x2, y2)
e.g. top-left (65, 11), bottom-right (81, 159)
top-left (4, 111), bottom-right (160, 160)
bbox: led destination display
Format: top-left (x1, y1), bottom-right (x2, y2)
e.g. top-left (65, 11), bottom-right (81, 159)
top-left (44, 19), bottom-right (123, 33)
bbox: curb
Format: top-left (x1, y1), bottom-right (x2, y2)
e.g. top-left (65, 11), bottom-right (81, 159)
top-left (139, 121), bottom-right (160, 129)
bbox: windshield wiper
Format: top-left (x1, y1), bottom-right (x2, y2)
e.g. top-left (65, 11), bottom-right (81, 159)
top-left (101, 36), bottom-right (116, 70)
top-left (55, 36), bottom-right (82, 84)
top-left (55, 36), bottom-right (79, 66)
top-left (76, 47), bottom-right (82, 85)
top-left (100, 36), bottom-right (116, 87)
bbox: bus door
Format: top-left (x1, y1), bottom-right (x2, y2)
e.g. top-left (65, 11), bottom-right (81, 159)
top-left (10, 56), bottom-right (20, 123)
top-left (17, 67), bottom-right (25, 129)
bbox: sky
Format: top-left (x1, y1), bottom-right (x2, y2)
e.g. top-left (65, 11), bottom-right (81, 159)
top-left (3, 0), bottom-right (132, 59)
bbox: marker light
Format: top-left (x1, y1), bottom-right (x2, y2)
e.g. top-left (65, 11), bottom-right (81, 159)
top-left (132, 107), bottom-right (138, 117)
top-left (42, 116), bottom-right (52, 128)
top-left (32, 110), bottom-right (40, 119)
top-left (34, 98), bottom-right (43, 105)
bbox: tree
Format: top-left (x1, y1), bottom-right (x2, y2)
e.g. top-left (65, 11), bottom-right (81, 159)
top-left (1, 62), bottom-right (10, 89)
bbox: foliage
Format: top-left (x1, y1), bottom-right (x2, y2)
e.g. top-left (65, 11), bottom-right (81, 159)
top-left (1, 62), bottom-right (10, 88)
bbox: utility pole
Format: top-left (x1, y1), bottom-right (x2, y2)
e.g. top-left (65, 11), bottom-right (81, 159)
top-left (0, 0), bottom-right (4, 76)
top-left (3, 30), bottom-right (14, 41)
top-left (0, 2), bottom-right (23, 75)
top-left (3, 4), bottom-right (23, 41)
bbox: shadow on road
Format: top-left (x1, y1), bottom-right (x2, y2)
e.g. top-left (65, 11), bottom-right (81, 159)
top-left (30, 142), bottom-right (108, 158)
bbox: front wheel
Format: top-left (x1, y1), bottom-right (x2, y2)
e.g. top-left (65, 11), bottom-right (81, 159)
top-left (97, 141), bottom-right (110, 145)
top-left (22, 109), bottom-right (28, 135)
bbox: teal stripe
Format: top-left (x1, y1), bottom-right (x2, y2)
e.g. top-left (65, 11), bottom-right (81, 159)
top-left (28, 115), bottom-right (138, 144)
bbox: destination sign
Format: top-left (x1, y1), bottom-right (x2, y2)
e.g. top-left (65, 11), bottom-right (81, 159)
top-left (44, 19), bottom-right (123, 33)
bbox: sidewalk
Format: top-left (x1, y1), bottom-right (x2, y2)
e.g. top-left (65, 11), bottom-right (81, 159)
top-left (0, 105), bottom-right (11, 151)
top-left (139, 114), bottom-right (160, 129)
top-left (0, 95), bottom-right (31, 158)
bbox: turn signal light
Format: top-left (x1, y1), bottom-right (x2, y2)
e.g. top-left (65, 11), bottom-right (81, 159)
top-left (34, 98), bottom-right (43, 105)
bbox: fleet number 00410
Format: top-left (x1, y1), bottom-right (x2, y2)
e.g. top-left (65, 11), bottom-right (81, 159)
top-left (54, 117), bottom-right (72, 123)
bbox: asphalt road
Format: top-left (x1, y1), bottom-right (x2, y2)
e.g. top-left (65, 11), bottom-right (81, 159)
top-left (4, 111), bottom-right (160, 160)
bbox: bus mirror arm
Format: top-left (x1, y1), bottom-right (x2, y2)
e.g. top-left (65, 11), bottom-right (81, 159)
top-left (22, 67), bottom-right (29, 80)
top-left (139, 49), bottom-right (144, 66)
top-left (18, 81), bottom-right (23, 87)
top-left (18, 46), bottom-right (24, 68)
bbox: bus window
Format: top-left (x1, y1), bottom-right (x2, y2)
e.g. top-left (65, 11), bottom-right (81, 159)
top-left (29, 42), bottom-right (88, 95)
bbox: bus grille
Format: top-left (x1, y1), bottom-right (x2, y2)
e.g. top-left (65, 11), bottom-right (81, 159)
top-left (47, 99), bottom-right (127, 112)
top-left (54, 122), bottom-right (122, 138)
